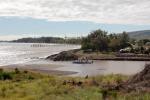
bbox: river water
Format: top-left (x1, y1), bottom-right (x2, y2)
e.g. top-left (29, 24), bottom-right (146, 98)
top-left (0, 43), bottom-right (149, 76)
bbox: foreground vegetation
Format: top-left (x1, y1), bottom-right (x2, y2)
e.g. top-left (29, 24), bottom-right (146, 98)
top-left (0, 68), bottom-right (149, 100)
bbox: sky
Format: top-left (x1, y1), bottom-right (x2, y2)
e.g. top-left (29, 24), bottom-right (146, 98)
top-left (0, 0), bottom-right (150, 40)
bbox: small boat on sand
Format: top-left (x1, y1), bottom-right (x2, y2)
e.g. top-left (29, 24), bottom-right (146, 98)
top-left (73, 57), bottom-right (93, 64)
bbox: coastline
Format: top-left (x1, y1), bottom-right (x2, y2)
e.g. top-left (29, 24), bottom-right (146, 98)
top-left (92, 57), bottom-right (150, 61)
top-left (46, 49), bottom-right (150, 61)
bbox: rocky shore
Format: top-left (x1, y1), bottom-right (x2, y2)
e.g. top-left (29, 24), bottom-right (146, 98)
top-left (104, 64), bottom-right (150, 92)
top-left (46, 49), bottom-right (150, 61)
top-left (46, 49), bottom-right (80, 61)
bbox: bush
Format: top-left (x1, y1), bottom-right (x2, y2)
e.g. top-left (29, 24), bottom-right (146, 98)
top-left (23, 70), bottom-right (28, 74)
top-left (0, 72), bottom-right (12, 80)
top-left (14, 68), bottom-right (20, 74)
top-left (0, 68), bottom-right (3, 73)
top-left (27, 75), bottom-right (34, 80)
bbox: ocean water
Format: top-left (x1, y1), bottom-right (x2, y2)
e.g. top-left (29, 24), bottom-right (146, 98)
top-left (0, 43), bottom-right (80, 66)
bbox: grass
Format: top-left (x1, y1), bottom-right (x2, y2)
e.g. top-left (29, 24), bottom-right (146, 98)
top-left (0, 68), bottom-right (149, 100)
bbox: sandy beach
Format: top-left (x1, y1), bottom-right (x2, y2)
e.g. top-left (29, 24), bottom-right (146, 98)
top-left (0, 63), bottom-right (78, 76)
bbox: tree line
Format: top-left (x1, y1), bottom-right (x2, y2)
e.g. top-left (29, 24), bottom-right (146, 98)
top-left (81, 29), bottom-right (130, 52)
top-left (12, 37), bottom-right (81, 44)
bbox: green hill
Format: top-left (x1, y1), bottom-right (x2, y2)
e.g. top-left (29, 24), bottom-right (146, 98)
top-left (127, 30), bottom-right (150, 40)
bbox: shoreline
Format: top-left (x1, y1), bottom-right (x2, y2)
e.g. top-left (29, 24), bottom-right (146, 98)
top-left (0, 64), bottom-right (78, 76)
top-left (46, 49), bottom-right (150, 61)
top-left (92, 57), bottom-right (150, 61)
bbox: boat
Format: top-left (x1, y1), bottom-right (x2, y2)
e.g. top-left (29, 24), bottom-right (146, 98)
top-left (73, 59), bottom-right (93, 64)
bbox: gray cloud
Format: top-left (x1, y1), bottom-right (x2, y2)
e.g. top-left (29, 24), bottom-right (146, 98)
top-left (0, 0), bottom-right (149, 24)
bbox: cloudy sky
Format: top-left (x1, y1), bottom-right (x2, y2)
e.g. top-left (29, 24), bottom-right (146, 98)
top-left (0, 0), bottom-right (150, 40)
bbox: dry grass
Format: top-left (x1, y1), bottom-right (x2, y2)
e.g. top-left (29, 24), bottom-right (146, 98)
top-left (0, 68), bottom-right (149, 100)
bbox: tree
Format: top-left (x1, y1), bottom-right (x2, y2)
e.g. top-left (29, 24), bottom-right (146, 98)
top-left (108, 38), bottom-right (121, 51)
top-left (82, 29), bottom-right (109, 51)
top-left (120, 31), bottom-right (130, 48)
top-left (81, 29), bottom-right (131, 52)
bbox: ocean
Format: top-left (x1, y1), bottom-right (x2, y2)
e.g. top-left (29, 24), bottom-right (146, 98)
top-left (0, 42), bottom-right (80, 66)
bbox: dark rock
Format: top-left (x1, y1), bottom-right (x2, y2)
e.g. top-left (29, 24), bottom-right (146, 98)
top-left (77, 81), bottom-right (83, 86)
top-left (123, 64), bottom-right (150, 92)
top-left (102, 64), bottom-right (150, 92)
top-left (46, 49), bottom-right (80, 61)
top-left (127, 64), bottom-right (150, 84)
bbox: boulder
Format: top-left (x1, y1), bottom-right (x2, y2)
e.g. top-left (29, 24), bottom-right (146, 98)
top-left (104, 64), bottom-right (150, 92)
top-left (127, 64), bottom-right (150, 84)
top-left (125, 64), bottom-right (150, 92)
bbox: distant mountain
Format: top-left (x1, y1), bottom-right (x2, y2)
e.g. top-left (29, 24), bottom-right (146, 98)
top-left (127, 30), bottom-right (150, 40)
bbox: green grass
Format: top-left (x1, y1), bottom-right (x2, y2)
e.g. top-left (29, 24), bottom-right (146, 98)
top-left (0, 68), bottom-right (149, 100)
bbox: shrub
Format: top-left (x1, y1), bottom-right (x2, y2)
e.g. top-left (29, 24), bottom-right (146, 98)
top-left (14, 68), bottom-right (20, 74)
top-left (0, 68), bottom-right (3, 73)
top-left (0, 72), bottom-right (12, 80)
top-left (27, 75), bottom-right (34, 80)
top-left (23, 70), bottom-right (28, 74)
